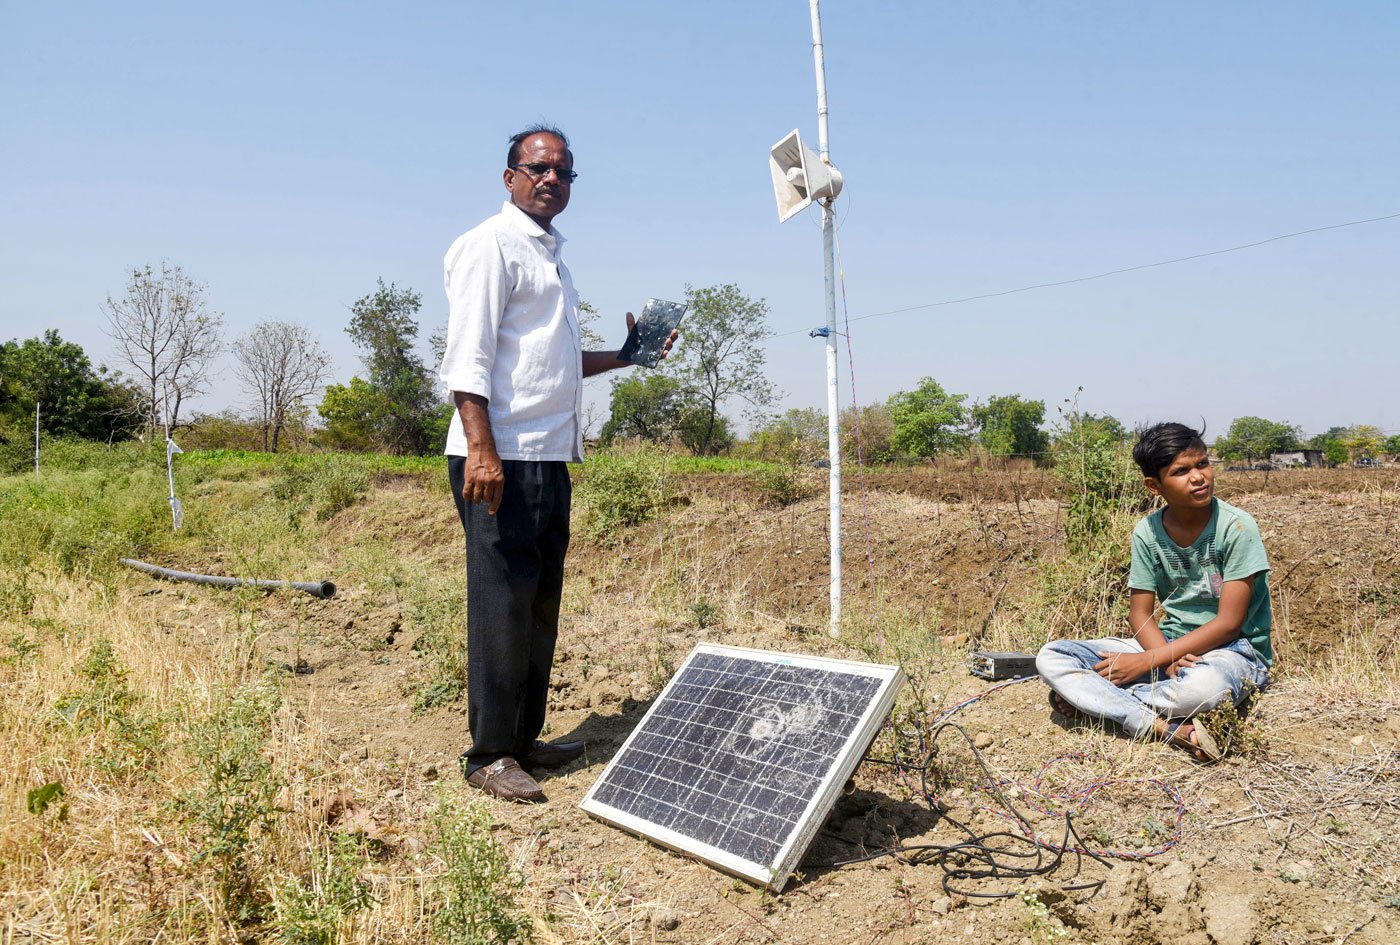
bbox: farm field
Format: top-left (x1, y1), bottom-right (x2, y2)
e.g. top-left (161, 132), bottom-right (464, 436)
top-left (2, 446), bottom-right (1397, 944)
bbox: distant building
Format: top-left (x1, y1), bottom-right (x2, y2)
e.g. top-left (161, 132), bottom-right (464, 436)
top-left (1270, 450), bottom-right (1326, 469)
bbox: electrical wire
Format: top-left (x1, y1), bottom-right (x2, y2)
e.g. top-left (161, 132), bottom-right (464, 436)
top-left (811, 676), bottom-right (1188, 900)
top-left (769, 208), bottom-right (1400, 340)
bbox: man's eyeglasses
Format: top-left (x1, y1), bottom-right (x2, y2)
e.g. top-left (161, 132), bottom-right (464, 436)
top-left (509, 163), bottom-right (578, 183)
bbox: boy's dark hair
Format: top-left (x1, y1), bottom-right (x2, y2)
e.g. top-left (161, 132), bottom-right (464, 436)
top-left (506, 124), bottom-right (570, 167)
top-left (1133, 421), bottom-right (1207, 479)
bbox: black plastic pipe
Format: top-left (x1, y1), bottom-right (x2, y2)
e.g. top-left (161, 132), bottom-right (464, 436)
top-left (120, 558), bottom-right (336, 599)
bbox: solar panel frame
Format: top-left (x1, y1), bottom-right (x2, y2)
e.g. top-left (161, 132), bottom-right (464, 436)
top-left (580, 643), bottom-right (904, 891)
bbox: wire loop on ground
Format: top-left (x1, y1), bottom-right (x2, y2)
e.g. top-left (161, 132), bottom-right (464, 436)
top-left (816, 677), bottom-right (1188, 900)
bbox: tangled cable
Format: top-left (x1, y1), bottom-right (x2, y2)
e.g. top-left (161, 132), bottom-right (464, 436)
top-left (980, 752), bottom-right (1185, 862)
top-left (815, 677), bottom-right (1188, 900)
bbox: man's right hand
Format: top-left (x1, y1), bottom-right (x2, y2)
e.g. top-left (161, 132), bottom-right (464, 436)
top-left (464, 445), bottom-right (505, 515)
top-left (454, 391), bottom-right (505, 515)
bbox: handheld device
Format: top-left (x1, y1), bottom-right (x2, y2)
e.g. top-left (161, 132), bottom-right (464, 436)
top-left (619, 298), bottom-right (686, 368)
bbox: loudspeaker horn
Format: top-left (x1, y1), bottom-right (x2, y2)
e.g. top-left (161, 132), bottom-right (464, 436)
top-left (769, 129), bottom-right (844, 223)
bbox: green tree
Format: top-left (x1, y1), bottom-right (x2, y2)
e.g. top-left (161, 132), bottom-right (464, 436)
top-left (422, 403), bottom-right (456, 456)
top-left (1049, 410), bottom-right (1125, 451)
top-left (1383, 434), bottom-right (1400, 460)
top-left (971, 394), bottom-right (1049, 463)
top-left (316, 377), bottom-right (387, 452)
top-left (666, 284), bottom-right (777, 456)
top-left (1342, 424), bottom-right (1383, 464)
top-left (1311, 427), bottom-right (1351, 467)
top-left (887, 377), bottom-right (969, 460)
top-left (577, 299), bottom-right (603, 349)
top-left (840, 402), bottom-right (896, 464)
top-left (599, 373), bottom-right (686, 445)
top-left (0, 330), bottom-right (141, 441)
top-left (751, 407), bottom-right (825, 462)
top-left (321, 279), bottom-right (439, 455)
top-left (677, 404), bottom-right (734, 456)
top-left (1215, 416), bottom-right (1302, 462)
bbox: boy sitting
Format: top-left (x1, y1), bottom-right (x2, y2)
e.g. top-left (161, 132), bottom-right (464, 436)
top-left (1036, 422), bottom-right (1272, 760)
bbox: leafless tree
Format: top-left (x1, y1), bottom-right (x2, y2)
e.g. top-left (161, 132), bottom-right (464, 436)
top-left (103, 262), bottom-right (223, 435)
top-left (232, 321), bottom-right (331, 452)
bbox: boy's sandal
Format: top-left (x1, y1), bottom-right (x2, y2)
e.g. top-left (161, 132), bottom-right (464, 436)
top-left (1165, 720), bottom-right (1224, 762)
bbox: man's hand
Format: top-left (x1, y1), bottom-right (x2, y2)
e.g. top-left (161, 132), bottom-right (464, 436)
top-left (463, 443), bottom-right (505, 515)
top-left (1165, 652), bottom-right (1202, 678)
top-left (454, 391), bottom-right (504, 515)
top-left (581, 312), bottom-right (679, 378)
top-left (1094, 649), bottom-right (1153, 685)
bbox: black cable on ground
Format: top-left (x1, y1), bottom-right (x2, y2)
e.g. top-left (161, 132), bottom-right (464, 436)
top-left (812, 720), bottom-right (1113, 900)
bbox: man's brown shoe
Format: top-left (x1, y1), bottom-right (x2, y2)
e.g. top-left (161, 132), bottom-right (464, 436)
top-left (465, 758), bottom-right (545, 802)
top-left (523, 738), bottom-right (585, 770)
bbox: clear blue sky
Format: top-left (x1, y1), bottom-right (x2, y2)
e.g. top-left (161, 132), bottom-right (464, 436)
top-left (3, 1), bottom-right (1397, 440)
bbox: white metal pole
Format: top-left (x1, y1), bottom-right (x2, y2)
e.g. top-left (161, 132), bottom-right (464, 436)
top-left (163, 390), bottom-right (180, 530)
top-left (810, 0), bottom-right (842, 636)
top-left (34, 402), bottom-right (40, 478)
top-left (165, 431), bottom-right (177, 512)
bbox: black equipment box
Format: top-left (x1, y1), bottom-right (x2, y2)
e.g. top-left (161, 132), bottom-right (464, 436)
top-left (970, 651), bottom-right (1038, 681)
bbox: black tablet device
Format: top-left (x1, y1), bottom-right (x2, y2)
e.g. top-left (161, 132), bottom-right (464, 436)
top-left (618, 298), bottom-right (686, 368)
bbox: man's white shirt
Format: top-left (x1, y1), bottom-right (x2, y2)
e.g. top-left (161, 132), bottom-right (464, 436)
top-left (440, 201), bottom-right (583, 462)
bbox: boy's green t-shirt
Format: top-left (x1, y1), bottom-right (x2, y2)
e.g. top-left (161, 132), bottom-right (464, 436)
top-left (1127, 497), bottom-right (1273, 664)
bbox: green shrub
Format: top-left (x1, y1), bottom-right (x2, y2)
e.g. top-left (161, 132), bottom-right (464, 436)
top-left (751, 462), bottom-right (816, 507)
top-left (0, 433), bottom-right (141, 476)
top-left (431, 794), bottom-right (533, 944)
top-left (270, 454), bottom-right (371, 522)
top-left (52, 638), bottom-right (166, 779)
top-left (271, 831), bottom-right (374, 945)
top-left (179, 677), bottom-right (283, 923)
top-left (1029, 407), bottom-right (1143, 641)
top-left (1051, 413), bottom-right (1143, 553)
top-left (0, 544), bottom-right (38, 618)
top-left (0, 451), bottom-right (171, 579)
top-left (575, 446), bottom-right (671, 543)
top-left (407, 573), bottom-right (467, 712)
top-left (690, 598), bottom-right (720, 630)
top-left (207, 495), bottom-right (317, 580)
top-left (1031, 536), bottom-right (1132, 643)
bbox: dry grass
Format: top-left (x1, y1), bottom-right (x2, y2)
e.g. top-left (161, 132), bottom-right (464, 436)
top-left (3, 452), bottom-right (1399, 943)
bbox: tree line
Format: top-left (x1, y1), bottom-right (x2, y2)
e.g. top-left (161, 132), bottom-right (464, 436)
top-left (1, 265), bottom-right (444, 459)
top-left (3, 261), bottom-right (1397, 468)
top-left (1210, 416), bottom-right (1397, 467)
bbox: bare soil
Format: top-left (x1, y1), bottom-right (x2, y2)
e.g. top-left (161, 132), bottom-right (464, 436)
top-left (151, 466), bottom-right (1400, 943)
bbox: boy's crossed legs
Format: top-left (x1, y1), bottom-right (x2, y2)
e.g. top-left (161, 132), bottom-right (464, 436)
top-left (1037, 637), bottom-right (1268, 759)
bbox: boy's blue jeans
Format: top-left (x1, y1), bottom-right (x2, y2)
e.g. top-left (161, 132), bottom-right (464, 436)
top-left (1035, 636), bottom-right (1269, 739)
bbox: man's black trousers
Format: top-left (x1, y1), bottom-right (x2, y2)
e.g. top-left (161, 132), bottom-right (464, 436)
top-left (448, 457), bottom-right (571, 775)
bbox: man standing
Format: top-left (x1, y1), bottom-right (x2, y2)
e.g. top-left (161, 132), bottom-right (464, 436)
top-left (440, 125), bottom-right (670, 802)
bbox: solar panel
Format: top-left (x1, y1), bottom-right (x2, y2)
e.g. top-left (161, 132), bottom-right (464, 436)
top-left (580, 643), bottom-right (904, 891)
